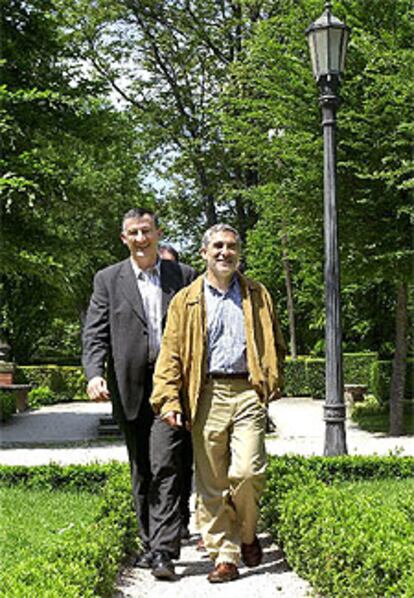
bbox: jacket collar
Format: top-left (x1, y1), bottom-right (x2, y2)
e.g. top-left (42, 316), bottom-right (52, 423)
top-left (185, 271), bottom-right (257, 304)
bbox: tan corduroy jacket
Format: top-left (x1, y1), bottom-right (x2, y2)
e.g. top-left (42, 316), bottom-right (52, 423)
top-left (150, 272), bottom-right (286, 423)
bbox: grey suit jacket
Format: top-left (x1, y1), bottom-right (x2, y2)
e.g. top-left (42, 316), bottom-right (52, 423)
top-left (82, 258), bottom-right (197, 422)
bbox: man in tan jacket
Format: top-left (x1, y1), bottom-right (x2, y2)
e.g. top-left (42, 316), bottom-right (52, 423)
top-left (151, 223), bottom-right (285, 583)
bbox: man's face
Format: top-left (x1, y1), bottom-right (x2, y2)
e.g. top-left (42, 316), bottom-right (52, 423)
top-left (121, 214), bottom-right (161, 265)
top-left (201, 230), bottom-right (240, 281)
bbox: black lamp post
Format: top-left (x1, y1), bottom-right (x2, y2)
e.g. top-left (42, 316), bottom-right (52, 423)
top-left (306, 2), bottom-right (350, 456)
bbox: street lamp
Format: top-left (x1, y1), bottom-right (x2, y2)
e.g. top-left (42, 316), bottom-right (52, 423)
top-left (306, 2), bottom-right (350, 456)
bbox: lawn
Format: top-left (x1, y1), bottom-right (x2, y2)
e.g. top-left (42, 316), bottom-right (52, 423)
top-left (0, 487), bottom-right (101, 577)
top-left (342, 476), bottom-right (414, 502)
top-left (351, 397), bottom-right (414, 435)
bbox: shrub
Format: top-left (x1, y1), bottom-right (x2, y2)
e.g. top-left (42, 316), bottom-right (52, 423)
top-left (352, 395), bottom-right (414, 435)
top-left (371, 359), bottom-right (414, 403)
top-left (305, 358), bottom-right (325, 399)
top-left (284, 352), bottom-right (394, 399)
top-left (343, 352), bottom-right (378, 391)
top-left (0, 462), bottom-right (138, 597)
top-left (284, 357), bottom-right (309, 396)
top-left (28, 386), bottom-right (56, 409)
top-left (279, 479), bottom-right (414, 597)
top-left (0, 391), bottom-right (16, 422)
top-left (262, 455), bottom-right (414, 598)
top-left (262, 455), bottom-right (414, 538)
top-left (15, 365), bottom-right (88, 403)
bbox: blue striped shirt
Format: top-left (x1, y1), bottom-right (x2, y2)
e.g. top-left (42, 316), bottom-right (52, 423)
top-left (204, 275), bottom-right (247, 374)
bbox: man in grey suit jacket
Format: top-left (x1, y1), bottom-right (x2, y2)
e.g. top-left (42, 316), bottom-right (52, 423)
top-left (82, 207), bottom-right (196, 580)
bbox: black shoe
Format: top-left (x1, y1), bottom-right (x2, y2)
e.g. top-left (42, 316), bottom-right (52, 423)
top-left (134, 552), bottom-right (153, 569)
top-left (180, 525), bottom-right (190, 540)
top-left (151, 553), bottom-right (176, 580)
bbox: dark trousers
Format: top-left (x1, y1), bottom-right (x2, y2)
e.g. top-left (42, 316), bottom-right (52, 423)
top-left (120, 388), bottom-right (192, 559)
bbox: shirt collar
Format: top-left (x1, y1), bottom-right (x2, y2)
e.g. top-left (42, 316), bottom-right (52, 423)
top-left (203, 273), bottom-right (238, 295)
top-left (130, 257), bottom-right (161, 279)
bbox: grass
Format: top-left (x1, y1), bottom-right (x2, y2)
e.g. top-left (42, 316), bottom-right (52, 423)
top-left (351, 396), bottom-right (414, 435)
top-left (342, 477), bottom-right (414, 502)
top-left (0, 486), bottom-right (101, 574)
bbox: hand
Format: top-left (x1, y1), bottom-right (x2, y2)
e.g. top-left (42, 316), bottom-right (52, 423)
top-left (162, 411), bottom-right (183, 428)
top-left (87, 376), bottom-right (110, 401)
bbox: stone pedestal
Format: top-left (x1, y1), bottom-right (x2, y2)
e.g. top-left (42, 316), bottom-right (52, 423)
top-left (0, 361), bottom-right (31, 412)
top-left (0, 361), bottom-right (14, 385)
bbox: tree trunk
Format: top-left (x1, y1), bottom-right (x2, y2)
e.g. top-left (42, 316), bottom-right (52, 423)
top-left (389, 282), bottom-right (408, 436)
top-left (195, 161), bottom-right (217, 226)
top-left (281, 233), bottom-right (297, 359)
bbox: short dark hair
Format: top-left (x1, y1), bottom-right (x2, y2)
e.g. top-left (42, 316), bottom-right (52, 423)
top-left (122, 207), bottom-right (159, 230)
top-left (159, 244), bottom-right (179, 261)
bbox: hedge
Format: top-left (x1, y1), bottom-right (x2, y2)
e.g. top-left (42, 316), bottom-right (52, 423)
top-left (261, 455), bottom-right (414, 598)
top-left (284, 352), bottom-right (379, 399)
top-left (0, 391), bottom-right (16, 422)
top-left (284, 353), bottom-right (413, 402)
top-left (280, 480), bottom-right (414, 597)
top-left (371, 358), bottom-right (414, 403)
top-left (0, 462), bottom-right (138, 597)
top-left (14, 365), bottom-right (88, 403)
top-left (13, 354), bottom-right (413, 405)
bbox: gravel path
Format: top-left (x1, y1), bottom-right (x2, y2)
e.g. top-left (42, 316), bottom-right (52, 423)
top-left (115, 520), bottom-right (311, 598)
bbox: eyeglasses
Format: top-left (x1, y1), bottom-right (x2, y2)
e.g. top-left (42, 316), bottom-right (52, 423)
top-left (124, 228), bottom-right (154, 238)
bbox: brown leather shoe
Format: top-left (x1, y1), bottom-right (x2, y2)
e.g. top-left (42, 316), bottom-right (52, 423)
top-left (241, 535), bottom-right (263, 567)
top-left (207, 562), bottom-right (239, 583)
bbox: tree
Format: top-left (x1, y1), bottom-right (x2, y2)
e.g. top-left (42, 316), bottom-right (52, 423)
top-left (0, 0), bottom-right (150, 361)
top-left (217, 0), bottom-right (413, 415)
top-left (56, 0), bottom-right (292, 244)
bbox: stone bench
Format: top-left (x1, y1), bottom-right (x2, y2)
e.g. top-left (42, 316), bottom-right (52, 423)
top-left (0, 384), bottom-right (32, 412)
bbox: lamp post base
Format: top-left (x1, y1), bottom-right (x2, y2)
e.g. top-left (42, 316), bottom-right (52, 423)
top-left (324, 403), bottom-right (347, 455)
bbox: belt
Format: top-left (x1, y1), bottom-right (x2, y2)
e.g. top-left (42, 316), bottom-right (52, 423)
top-left (208, 372), bottom-right (248, 379)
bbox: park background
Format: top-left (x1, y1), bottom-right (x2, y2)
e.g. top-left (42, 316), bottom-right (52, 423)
top-left (0, 1), bottom-right (413, 596)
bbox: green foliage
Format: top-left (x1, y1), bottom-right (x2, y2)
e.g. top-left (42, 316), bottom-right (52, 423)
top-left (284, 352), bottom-right (378, 398)
top-left (0, 462), bottom-right (138, 597)
top-left (305, 358), bottom-right (326, 400)
top-left (1, 0), bottom-right (151, 363)
top-left (27, 385), bottom-right (56, 409)
top-left (279, 479), bottom-right (414, 597)
top-left (262, 455), bottom-right (414, 595)
top-left (0, 391), bottom-right (16, 421)
top-left (261, 454), bottom-right (414, 538)
top-left (283, 357), bottom-right (309, 397)
top-left (0, 486), bottom-right (101, 587)
top-left (372, 359), bottom-right (414, 403)
top-left (352, 395), bottom-right (414, 435)
top-left (219, 0), bottom-right (413, 357)
top-left (343, 352), bottom-right (379, 389)
top-left (0, 462), bottom-right (119, 490)
top-left (15, 365), bottom-right (88, 402)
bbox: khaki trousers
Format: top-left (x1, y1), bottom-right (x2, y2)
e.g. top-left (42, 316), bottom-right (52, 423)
top-left (192, 378), bottom-right (267, 565)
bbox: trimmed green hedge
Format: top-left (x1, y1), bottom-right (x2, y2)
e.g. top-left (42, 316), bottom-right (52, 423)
top-left (261, 455), bottom-right (414, 598)
top-left (284, 352), bottom-right (379, 399)
top-left (371, 358), bottom-right (414, 403)
top-left (14, 354), bottom-right (413, 406)
top-left (280, 479), bottom-right (414, 597)
top-left (0, 391), bottom-right (16, 422)
top-left (0, 463), bottom-right (138, 597)
top-left (14, 365), bottom-right (88, 403)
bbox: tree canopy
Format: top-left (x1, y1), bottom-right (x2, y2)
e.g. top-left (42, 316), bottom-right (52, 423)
top-left (1, 0), bottom-right (412, 372)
